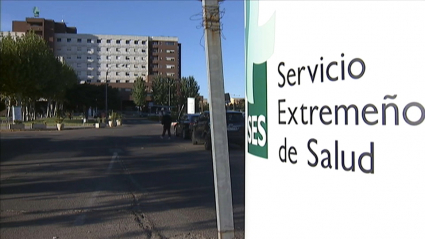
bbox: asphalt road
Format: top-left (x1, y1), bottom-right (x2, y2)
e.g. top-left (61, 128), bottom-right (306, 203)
top-left (0, 118), bottom-right (245, 239)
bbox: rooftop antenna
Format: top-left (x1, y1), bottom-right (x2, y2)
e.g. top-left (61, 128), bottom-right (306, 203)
top-left (33, 6), bottom-right (40, 17)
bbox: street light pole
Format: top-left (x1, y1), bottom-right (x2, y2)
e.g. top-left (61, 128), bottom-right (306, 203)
top-left (168, 78), bottom-right (171, 111)
top-left (105, 64), bottom-right (124, 120)
top-left (105, 68), bottom-right (109, 121)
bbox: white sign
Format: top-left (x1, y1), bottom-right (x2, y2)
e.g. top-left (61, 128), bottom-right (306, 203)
top-left (187, 97), bottom-right (195, 114)
top-left (245, 1), bottom-right (425, 238)
top-left (12, 106), bottom-right (22, 122)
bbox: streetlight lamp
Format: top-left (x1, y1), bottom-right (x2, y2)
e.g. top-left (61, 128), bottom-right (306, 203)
top-left (168, 78), bottom-right (171, 111)
top-left (105, 63), bottom-right (125, 121)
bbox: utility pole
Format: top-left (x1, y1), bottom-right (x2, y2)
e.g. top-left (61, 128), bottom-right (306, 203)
top-left (202, 0), bottom-right (234, 238)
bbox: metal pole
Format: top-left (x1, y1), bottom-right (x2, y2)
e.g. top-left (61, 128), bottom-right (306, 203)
top-left (202, 0), bottom-right (234, 238)
top-left (168, 78), bottom-right (171, 111)
top-left (105, 69), bottom-right (108, 121)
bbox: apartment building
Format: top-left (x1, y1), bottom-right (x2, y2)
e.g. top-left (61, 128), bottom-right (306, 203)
top-left (12, 17), bottom-right (77, 51)
top-left (8, 17), bottom-right (182, 104)
top-left (54, 34), bottom-right (149, 85)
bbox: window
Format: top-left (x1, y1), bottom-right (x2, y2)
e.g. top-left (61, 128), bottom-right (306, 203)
top-left (125, 72), bottom-right (130, 76)
top-left (142, 41), bottom-right (146, 45)
top-left (125, 56), bottom-right (130, 60)
top-left (116, 48), bottom-right (119, 52)
top-left (66, 56), bottom-right (71, 60)
top-left (77, 56), bottom-right (81, 59)
top-left (125, 48), bottom-right (129, 52)
top-left (87, 80), bottom-right (91, 83)
top-left (87, 56), bottom-right (92, 60)
top-left (97, 72), bottom-right (101, 76)
top-left (166, 49), bottom-right (175, 53)
top-left (57, 38), bottom-right (62, 42)
top-left (77, 71), bottom-right (81, 76)
top-left (97, 64), bottom-right (101, 68)
top-left (87, 63), bottom-right (92, 67)
top-left (142, 49), bottom-right (146, 53)
top-left (167, 73), bottom-right (175, 77)
top-left (87, 71), bottom-right (92, 76)
top-left (57, 48), bottom-right (61, 51)
top-left (134, 73), bottom-right (139, 76)
top-left (165, 41), bottom-right (175, 45)
top-left (106, 56), bottom-right (111, 60)
top-left (87, 39), bottom-right (92, 43)
top-left (106, 48), bottom-right (109, 51)
top-left (116, 56), bottom-right (120, 60)
top-left (134, 65), bottom-right (138, 68)
top-left (126, 40), bottom-right (130, 44)
top-left (116, 40), bottom-right (120, 44)
top-left (152, 41), bottom-right (158, 45)
top-left (67, 38), bottom-right (71, 42)
top-left (97, 39), bottom-right (102, 43)
top-left (77, 47), bottom-right (81, 51)
top-left (77, 38), bottom-right (82, 43)
top-left (97, 56), bottom-right (101, 60)
top-left (142, 65), bottom-right (146, 69)
top-left (67, 48), bottom-right (71, 51)
top-left (107, 39), bottom-right (111, 43)
top-left (97, 48), bottom-right (101, 51)
top-left (97, 80), bottom-right (101, 82)
top-left (115, 72), bottom-right (119, 76)
top-left (87, 48), bottom-right (93, 53)
top-left (166, 57), bottom-right (175, 61)
top-left (166, 65), bottom-right (175, 69)
top-left (134, 40), bottom-right (139, 44)
top-left (77, 63), bottom-right (81, 67)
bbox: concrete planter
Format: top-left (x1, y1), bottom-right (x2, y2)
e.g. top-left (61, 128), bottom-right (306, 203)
top-left (95, 123), bottom-right (107, 128)
top-left (31, 123), bottom-right (47, 129)
top-left (56, 123), bottom-right (64, 131)
top-left (9, 123), bottom-right (25, 130)
top-left (108, 120), bottom-right (116, 127)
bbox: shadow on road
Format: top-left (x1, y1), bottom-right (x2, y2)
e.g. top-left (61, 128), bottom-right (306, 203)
top-left (0, 120), bottom-right (245, 238)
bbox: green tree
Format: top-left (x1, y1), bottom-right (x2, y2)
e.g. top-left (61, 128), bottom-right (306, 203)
top-left (178, 76), bottom-right (200, 111)
top-left (151, 77), bottom-right (177, 109)
top-left (132, 76), bottom-right (147, 112)
top-left (0, 31), bottom-right (75, 120)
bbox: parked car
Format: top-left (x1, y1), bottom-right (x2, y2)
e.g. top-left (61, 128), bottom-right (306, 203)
top-left (192, 111), bottom-right (245, 150)
top-left (174, 113), bottom-right (200, 139)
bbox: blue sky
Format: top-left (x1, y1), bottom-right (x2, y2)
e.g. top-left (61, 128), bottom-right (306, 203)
top-left (1, 0), bottom-right (245, 100)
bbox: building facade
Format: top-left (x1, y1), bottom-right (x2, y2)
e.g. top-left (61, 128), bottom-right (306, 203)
top-left (12, 17), bottom-right (77, 51)
top-left (8, 17), bottom-right (182, 104)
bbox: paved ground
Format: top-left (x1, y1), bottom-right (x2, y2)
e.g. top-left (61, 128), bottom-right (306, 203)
top-left (0, 118), bottom-right (245, 239)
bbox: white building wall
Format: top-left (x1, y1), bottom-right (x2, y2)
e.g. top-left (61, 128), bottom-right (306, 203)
top-left (0, 31), bottom-right (26, 39)
top-left (54, 33), bottom-right (149, 84)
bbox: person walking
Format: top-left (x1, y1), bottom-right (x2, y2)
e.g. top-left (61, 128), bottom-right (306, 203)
top-left (161, 111), bottom-right (172, 139)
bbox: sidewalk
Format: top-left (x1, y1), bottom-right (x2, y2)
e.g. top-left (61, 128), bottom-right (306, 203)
top-left (0, 122), bottom-right (95, 131)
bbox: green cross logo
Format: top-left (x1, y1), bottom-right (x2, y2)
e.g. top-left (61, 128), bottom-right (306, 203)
top-left (245, 1), bottom-right (275, 159)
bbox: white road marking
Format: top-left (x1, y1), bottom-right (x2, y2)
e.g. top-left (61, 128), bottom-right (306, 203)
top-left (73, 152), bottom-right (118, 226)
